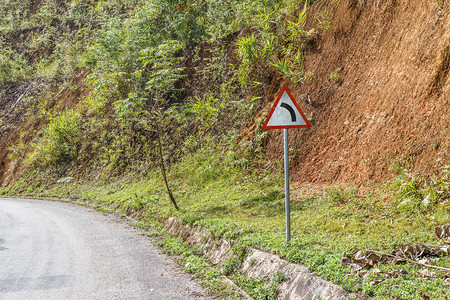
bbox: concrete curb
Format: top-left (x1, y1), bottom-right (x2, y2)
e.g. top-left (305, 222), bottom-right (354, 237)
top-left (163, 217), bottom-right (367, 300)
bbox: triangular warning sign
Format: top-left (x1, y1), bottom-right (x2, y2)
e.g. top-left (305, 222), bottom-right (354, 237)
top-left (262, 86), bottom-right (311, 129)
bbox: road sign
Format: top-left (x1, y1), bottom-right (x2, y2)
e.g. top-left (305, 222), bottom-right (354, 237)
top-left (262, 85), bottom-right (311, 129)
top-left (262, 86), bottom-right (311, 243)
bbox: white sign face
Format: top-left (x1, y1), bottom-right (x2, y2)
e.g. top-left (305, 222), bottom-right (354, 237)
top-left (262, 86), bottom-right (311, 129)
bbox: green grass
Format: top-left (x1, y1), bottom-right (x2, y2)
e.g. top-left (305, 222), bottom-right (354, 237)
top-left (231, 271), bottom-right (287, 300)
top-left (8, 150), bottom-right (450, 300)
top-left (155, 236), bottom-right (240, 298)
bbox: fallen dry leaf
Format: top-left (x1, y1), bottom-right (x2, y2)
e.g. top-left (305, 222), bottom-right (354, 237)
top-left (362, 268), bottom-right (381, 278)
top-left (440, 246), bottom-right (450, 256)
top-left (417, 258), bottom-right (429, 265)
top-left (359, 270), bottom-right (369, 277)
top-left (342, 256), bottom-right (352, 266)
top-left (366, 252), bottom-right (381, 266)
top-left (352, 250), bottom-right (380, 268)
top-left (353, 250), bottom-right (365, 262)
top-left (435, 224), bottom-right (450, 240)
top-left (420, 291), bottom-right (431, 300)
top-left (372, 268), bottom-right (382, 275)
top-left (386, 270), bottom-right (408, 278)
top-left (344, 226), bottom-right (450, 281)
top-left (369, 279), bottom-right (382, 286)
top-left (401, 244), bottom-right (432, 259)
top-left (415, 269), bottom-right (436, 279)
top-left (435, 227), bottom-right (445, 239)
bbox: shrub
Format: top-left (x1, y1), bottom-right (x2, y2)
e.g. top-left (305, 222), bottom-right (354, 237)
top-left (0, 47), bottom-right (29, 84)
top-left (235, 1), bottom-right (317, 85)
top-left (391, 165), bottom-right (450, 213)
top-left (325, 186), bottom-right (358, 204)
top-left (28, 109), bottom-right (82, 168)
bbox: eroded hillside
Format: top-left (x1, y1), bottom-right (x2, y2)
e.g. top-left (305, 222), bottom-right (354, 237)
top-left (264, 0), bottom-right (450, 184)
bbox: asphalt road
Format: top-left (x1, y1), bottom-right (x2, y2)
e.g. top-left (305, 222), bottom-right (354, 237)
top-left (0, 198), bottom-right (211, 300)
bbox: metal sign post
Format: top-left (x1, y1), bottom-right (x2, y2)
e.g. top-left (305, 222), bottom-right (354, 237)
top-left (284, 128), bottom-right (291, 243)
top-left (262, 86), bottom-right (311, 244)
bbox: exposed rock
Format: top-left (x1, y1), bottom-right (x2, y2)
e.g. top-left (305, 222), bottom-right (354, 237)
top-left (243, 249), bottom-right (354, 300)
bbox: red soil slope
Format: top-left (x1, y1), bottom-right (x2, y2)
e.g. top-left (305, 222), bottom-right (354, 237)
top-left (265, 0), bottom-right (449, 184)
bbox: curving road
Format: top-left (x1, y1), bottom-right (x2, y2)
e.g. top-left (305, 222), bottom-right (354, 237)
top-left (0, 198), bottom-right (211, 300)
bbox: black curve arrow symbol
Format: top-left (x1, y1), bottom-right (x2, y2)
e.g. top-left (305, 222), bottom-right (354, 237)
top-left (280, 102), bottom-right (296, 122)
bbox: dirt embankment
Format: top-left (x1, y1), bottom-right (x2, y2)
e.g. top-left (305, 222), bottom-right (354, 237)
top-left (265, 0), bottom-right (449, 184)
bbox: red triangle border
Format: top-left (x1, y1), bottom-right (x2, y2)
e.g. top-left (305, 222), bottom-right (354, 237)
top-left (262, 85), bottom-right (312, 129)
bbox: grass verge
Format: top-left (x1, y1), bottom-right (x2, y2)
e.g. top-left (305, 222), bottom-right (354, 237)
top-left (3, 152), bottom-right (450, 299)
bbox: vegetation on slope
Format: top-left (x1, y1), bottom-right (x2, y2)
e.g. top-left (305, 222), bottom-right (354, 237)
top-left (1, 0), bottom-right (338, 182)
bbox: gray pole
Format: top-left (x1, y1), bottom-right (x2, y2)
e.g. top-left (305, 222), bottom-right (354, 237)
top-left (283, 128), bottom-right (290, 243)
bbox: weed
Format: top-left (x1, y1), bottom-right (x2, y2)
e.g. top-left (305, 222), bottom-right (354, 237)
top-left (0, 46), bottom-right (29, 85)
top-left (315, 8), bottom-right (333, 30)
top-left (156, 235), bottom-right (239, 297)
top-left (237, 34), bottom-right (259, 63)
top-left (329, 67), bottom-right (342, 84)
top-left (235, 1), bottom-right (321, 86)
top-left (325, 185), bottom-right (358, 204)
top-left (7, 133), bottom-right (28, 161)
top-left (232, 270), bottom-right (286, 300)
top-left (27, 109), bottom-right (82, 168)
top-left (322, 67), bottom-right (343, 91)
top-left (390, 164), bottom-right (449, 214)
